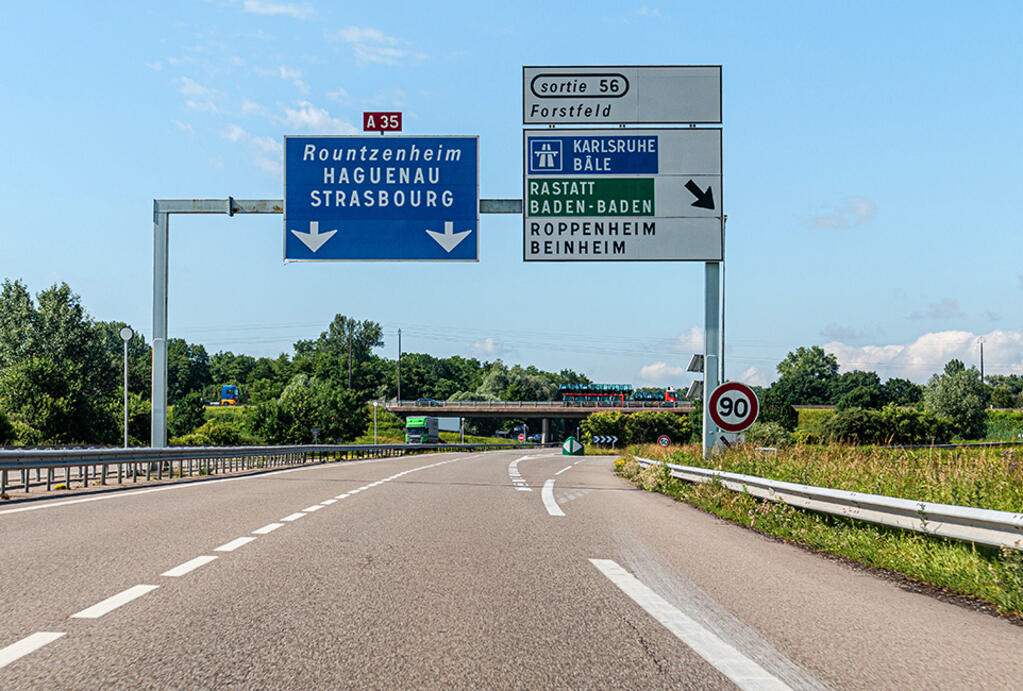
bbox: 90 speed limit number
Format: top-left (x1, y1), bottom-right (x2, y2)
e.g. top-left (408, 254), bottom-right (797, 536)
top-left (707, 382), bottom-right (759, 433)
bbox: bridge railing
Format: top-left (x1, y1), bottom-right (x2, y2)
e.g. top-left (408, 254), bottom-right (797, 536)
top-left (391, 400), bottom-right (688, 409)
top-left (0, 442), bottom-right (553, 496)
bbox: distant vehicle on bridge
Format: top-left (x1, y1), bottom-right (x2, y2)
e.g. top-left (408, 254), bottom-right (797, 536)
top-left (558, 384), bottom-right (678, 406)
top-left (219, 385), bottom-right (240, 406)
top-left (405, 416), bottom-right (440, 444)
top-left (415, 397), bottom-right (441, 407)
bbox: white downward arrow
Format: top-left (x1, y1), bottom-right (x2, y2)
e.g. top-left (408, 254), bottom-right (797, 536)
top-left (425, 221), bottom-right (472, 253)
top-left (290, 221), bottom-right (337, 253)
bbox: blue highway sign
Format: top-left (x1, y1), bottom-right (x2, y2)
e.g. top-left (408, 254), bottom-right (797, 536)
top-left (528, 135), bottom-right (659, 175)
top-left (284, 135), bottom-right (479, 261)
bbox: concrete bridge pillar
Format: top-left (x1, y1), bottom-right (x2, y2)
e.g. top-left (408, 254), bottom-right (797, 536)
top-left (541, 418), bottom-right (550, 444)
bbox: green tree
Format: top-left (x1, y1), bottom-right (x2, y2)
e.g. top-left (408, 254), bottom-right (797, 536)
top-left (625, 411), bottom-right (690, 444)
top-left (774, 345), bottom-right (839, 405)
top-left (828, 370), bottom-right (882, 405)
top-left (0, 408), bottom-right (14, 445)
top-left (923, 359), bottom-right (987, 440)
top-left (836, 385), bottom-right (883, 411)
top-left (880, 377), bottom-right (923, 406)
top-left (251, 374), bottom-right (367, 444)
top-left (167, 338), bottom-right (212, 404)
top-left (292, 315), bottom-right (384, 397)
top-left (580, 411), bottom-right (628, 444)
top-left (170, 392), bottom-right (207, 437)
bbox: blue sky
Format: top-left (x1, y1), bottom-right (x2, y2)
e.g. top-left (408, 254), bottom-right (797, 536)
top-left (2, 1), bottom-right (1022, 388)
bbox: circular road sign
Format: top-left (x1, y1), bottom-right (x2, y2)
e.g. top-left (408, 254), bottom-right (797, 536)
top-left (657, 435), bottom-right (671, 447)
top-left (708, 382), bottom-right (760, 433)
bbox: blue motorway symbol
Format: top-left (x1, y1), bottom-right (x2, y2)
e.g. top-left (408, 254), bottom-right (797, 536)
top-left (526, 134), bottom-right (658, 175)
top-left (284, 136), bottom-right (479, 261)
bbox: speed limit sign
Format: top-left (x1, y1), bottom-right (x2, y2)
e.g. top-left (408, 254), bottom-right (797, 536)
top-left (657, 435), bottom-right (671, 447)
top-left (708, 382), bottom-right (759, 433)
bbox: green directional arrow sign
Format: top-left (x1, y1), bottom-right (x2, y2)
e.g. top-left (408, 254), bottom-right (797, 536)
top-left (527, 178), bottom-right (654, 217)
top-left (562, 436), bottom-right (584, 456)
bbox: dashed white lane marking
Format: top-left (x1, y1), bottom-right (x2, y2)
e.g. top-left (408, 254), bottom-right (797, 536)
top-left (215, 536), bottom-right (257, 552)
top-left (589, 559), bottom-right (791, 691)
top-left (281, 512), bottom-right (306, 522)
top-left (253, 522), bottom-right (284, 535)
top-left (508, 457), bottom-right (533, 492)
top-left (541, 479), bottom-right (565, 517)
top-left (321, 499), bottom-right (337, 505)
top-left (303, 504), bottom-right (325, 512)
top-left (335, 493), bottom-right (350, 499)
top-left (0, 632), bottom-right (65, 670)
top-left (161, 555), bottom-right (218, 577)
top-left (555, 465), bottom-right (572, 476)
top-left (71, 585), bottom-right (159, 619)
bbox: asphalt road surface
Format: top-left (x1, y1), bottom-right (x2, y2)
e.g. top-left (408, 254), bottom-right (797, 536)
top-left (2, 449), bottom-right (1021, 689)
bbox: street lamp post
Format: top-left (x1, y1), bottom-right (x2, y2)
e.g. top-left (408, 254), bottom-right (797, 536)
top-left (373, 401), bottom-right (378, 445)
top-left (118, 326), bottom-right (134, 448)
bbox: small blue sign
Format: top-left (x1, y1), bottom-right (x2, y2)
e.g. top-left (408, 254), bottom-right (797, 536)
top-left (284, 136), bottom-right (478, 261)
top-left (526, 135), bottom-right (658, 175)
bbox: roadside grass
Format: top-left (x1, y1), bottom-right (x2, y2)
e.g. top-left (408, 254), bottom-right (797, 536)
top-left (617, 445), bottom-right (1023, 617)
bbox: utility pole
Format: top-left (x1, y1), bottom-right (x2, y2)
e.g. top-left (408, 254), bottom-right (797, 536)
top-left (347, 321), bottom-right (352, 390)
top-left (397, 328), bottom-right (402, 402)
top-left (978, 336), bottom-right (985, 384)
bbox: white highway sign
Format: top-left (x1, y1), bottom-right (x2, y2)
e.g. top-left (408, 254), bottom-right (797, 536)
top-left (523, 66), bottom-right (721, 125)
top-left (523, 128), bottom-right (722, 261)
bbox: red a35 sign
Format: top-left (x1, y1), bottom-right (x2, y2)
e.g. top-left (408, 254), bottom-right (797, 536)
top-left (363, 112), bottom-right (402, 132)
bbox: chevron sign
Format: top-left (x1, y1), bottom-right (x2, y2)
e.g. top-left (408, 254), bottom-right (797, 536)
top-left (592, 435), bottom-right (618, 445)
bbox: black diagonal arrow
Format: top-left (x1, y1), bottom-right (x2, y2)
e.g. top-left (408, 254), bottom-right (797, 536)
top-left (684, 180), bottom-right (715, 210)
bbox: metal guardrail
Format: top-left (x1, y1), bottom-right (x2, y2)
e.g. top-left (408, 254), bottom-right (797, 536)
top-left (634, 456), bottom-right (1023, 551)
top-left (0, 442), bottom-right (552, 496)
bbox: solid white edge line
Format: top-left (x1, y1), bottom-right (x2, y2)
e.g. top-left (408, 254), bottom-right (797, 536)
top-left (541, 479), bottom-right (565, 517)
top-left (589, 559), bottom-right (791, 691)
top-left (0, 632), bottom-right (66, 670)
top-left (281, 512), bottom-right (306, 522)
top-left (253, 522), bottom-right (284, 535)
top-left (161, 555), bottom-right (218, 577)
top-left (214, 536), bottom-right (257, 552)
top-left (71, 585), bottom-right (159, 619)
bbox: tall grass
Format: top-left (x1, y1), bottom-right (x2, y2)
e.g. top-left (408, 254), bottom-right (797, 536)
top-left (634, 443), bottom-right (1023, 512)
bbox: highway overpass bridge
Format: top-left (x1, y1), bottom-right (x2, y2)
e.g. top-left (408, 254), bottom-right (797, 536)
top-left (383, 400), bottom-right (695, 443)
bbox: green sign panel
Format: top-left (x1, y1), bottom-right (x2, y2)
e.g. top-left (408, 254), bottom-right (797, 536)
top-left (526, 178), bottom-right (654, 217)
top-left (562, 436), bottom-right (584, 456)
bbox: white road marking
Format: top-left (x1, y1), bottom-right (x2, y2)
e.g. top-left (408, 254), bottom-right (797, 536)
top-left (253, 522), bottom-right (284, 535)
top-left (303, 504), bottom-right (325, 512)
top-left (215, 536), bottom-right (257, 552)
top-left (0, 632), bottom-right (65, 670)
top-left (508, 456), bottom-right (533, 492)
top-left (335, 493), bottom-right (350, 499)
top-left (555, 465), bottom-right (572, 476)
top-left (589, 559), bottom-right (791, 691)
top-left (71, 585), bottom-right (159, 619)
top-left (161, 555), bottom-right (218, 577)
top-left (281, 512), bottom-right (306, 522)
top-left (321, 499), bottom-right (337, 505)
top-left (541, 479), bottom-right (565, 517)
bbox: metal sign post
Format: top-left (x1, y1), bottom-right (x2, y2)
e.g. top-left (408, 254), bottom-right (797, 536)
top-left (149, 198), bottom-right (520, 447)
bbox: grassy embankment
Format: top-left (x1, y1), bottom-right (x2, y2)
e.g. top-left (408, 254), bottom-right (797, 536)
top-left (617, 442), bottom-right (1023, 617)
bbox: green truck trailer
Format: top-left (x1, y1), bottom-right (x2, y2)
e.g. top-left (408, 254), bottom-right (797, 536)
top-left (405, 416), bottom-right (440, 444)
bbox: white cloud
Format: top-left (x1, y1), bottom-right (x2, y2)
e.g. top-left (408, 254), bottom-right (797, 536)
top-left (823, 329), bottom-right (1023, 382)
top-left (326, 87), bottom-right (350, 103)
top-left (177, 76), bottom-right (209, 97)
top-left (278, 65), bottom-right (309, 93)
top-left (809, 196), bottom-right (878, 230)
top-left (242, 0), bottom-right (314, 19)
top-left (172, 120), bottom-right (194, 133)
top-left (221, 124), bottom-right (283, 176)
top-left (639, 362), bottom-right (685, 384)
top-left (280, 101), bottom-right (358, 133)
top-left (737, 366), bottom-right (770, 387)
top-left (329, 26), bottom-right (427, 66)
top-left (671, 325), bottom-right (704, 353)
top-left (472, 337), bottom-right (504, 357)
top-left (241, 99), bottom-right (268, 116)
top-left (636, 6), bottom-right (661, 16)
